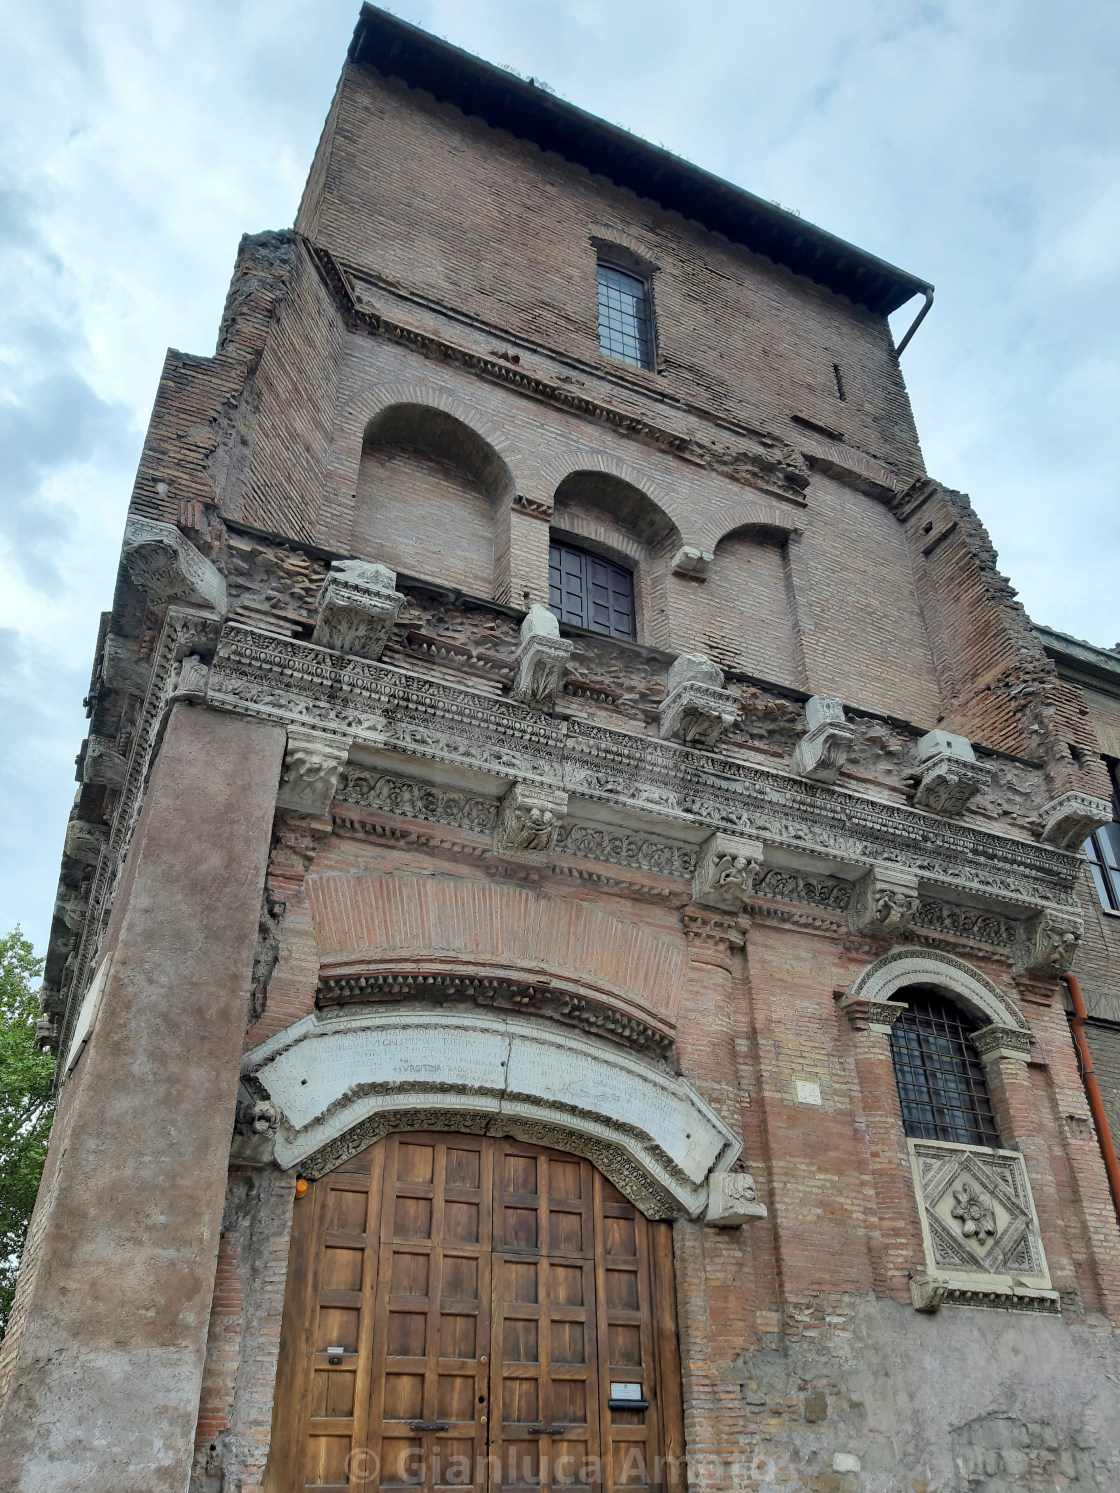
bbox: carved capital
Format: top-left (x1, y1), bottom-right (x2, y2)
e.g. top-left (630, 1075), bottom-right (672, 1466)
top-left (705, 1170), bottom-right (767, 1225)
top-left (971, 1023), bottom-right (1033, 1064)
top-left (791, 695), bottom-right (854, 783)
top-left (1013, 906), bottom-right (1082, 976)
top-left (1039, 791), bottom-right (1112, 851)
top-left (913, 753), bottom-right (992, 816)
top-left (512, 607), bottom-right (573, 710)
top-left (692, 832), bottom-right (764, 912)
top-left (312, 559), bottom-right (404, 660)
top-left (659, 654), bottom-right (738, 748)
top-left (121, 516), bottom-right (227, 614)
top-left (847, 864), bottom-right (920, 939)
top-left (670, 545), bottom-right (714, 579)
top-left (495, 782), bottom-right (568, 862)
top-left (835, 989), bottom-right (908, 1032)
top-left (276, 728), bottom-right (351, 817)
top-left (170, 653), bottom-right (209, 703)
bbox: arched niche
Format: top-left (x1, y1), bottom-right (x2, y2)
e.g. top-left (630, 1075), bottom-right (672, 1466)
top-left (846, 947), bottom-right (1028, 1033)
top-left (677, 522), bottom-right (802, 687)
top-left (353, 402), bottom-right (515, 599)
top-left (551, 470), bottom-right (681, 647)
top-left (242, 1007), bottom-right (741, 1220)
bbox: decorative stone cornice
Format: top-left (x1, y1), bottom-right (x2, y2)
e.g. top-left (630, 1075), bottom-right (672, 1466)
top-left (121, 516), bottom-right (227, 614)
top-left (790, 695), bottom-right (854, 784)
top-left (846, 864), bottom-right (920, 939)
top-left (1039, 791), bottom-right (1112, 851)
top-left (312, 559), bottom-right (404, 661)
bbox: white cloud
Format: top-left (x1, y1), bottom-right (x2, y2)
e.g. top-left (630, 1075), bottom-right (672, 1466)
top-left (1, 0), bottom-right (1117, 952)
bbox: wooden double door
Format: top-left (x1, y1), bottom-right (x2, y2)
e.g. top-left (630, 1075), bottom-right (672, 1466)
top-left (266, 1132), bottom-right (684, 1493)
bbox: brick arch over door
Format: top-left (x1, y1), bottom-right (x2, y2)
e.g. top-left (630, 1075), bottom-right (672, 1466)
top-left (349, 388), bottom-right (519, 600)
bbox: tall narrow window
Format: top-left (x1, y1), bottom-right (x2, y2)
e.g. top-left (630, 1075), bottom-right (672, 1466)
top-left (597, 261), bottom-right (654, 370)
top-left (1086, 822), bottom-right (1120, 911)
top-left (548, 539), bottom-right (635, 640)
top-left (889, 989), bottom-right (1000, 1147)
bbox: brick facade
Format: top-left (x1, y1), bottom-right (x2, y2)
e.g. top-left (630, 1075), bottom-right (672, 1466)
top-left (5, 8), bottom-right (1120, 1492)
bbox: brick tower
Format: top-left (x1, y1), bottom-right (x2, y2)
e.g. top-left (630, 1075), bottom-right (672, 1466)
top-left (3, 8), bottom-right (1120, 1491)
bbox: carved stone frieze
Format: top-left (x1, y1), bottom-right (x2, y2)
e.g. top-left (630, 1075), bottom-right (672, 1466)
top-left (751, 866), bottom-right (851, 912)
top-left (1039, 791), bottom-right (1112, 851)
top-left (336, 765), bottom-right (499, 837)
top-left (276, 729), bottom-right (351, 817)
top-left (692, 832), bottom-right (764, 912)
top-left (1013, 906), bottom-right (1083, 977)
top-left (846, 864), bottom-right (920, 939)
top-left (790, 695), bottom-right (854, 784)
top-left (511, 605), bottom-right (573, 710)
top-left (907, 1138), bottom-right (1056, 1314)
top-left (312, 559), bottom-right (404, 660)
top-left (912, 730), bottom-right (992, 816)
top-left (705, 1170), bottom-right (767, 1225)
top-left (495, 782), bottom-right (568, 862)
top-left (658, 654), bottom-right (739, 748)
top-left (911, 900), bottom-right (1013, 948)
top-left (121, 516), bottom-right (227, 614)
top-left (197, 623), bottom-right (1083, 921)
top-left (553, 823), bottom-right (696, 880)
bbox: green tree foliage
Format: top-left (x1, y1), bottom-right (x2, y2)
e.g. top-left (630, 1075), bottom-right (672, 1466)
top-left (0, 929), bottom-right (54, 1339)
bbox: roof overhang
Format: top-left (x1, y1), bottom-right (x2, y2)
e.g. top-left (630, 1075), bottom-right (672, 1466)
top-left (348, 5), bottom-right (933, 317)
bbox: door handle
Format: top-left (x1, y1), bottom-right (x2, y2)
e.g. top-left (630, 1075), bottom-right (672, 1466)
top-left (409, 1421), bottom-right (450, 1433)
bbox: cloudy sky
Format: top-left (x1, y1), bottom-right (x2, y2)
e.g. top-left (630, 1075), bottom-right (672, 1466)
top-left (2, 0), bottom-right (1118, 956)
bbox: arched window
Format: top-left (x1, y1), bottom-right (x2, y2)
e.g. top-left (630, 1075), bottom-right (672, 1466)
top-left (889, 988), bottom-right (1000, 1147)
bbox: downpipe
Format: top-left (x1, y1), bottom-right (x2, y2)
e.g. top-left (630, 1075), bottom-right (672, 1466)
top-left (1064, 971), bottom-right (1120, 1224)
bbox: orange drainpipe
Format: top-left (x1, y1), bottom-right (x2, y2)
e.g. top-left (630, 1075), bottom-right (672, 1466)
top-left (1064, 971), bottom-right (1120, 1223)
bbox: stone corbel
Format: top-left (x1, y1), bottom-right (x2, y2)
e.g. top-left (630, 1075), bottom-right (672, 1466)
top-left (121, 516), bottom-right (228, 614)
top-left (170, 654), bottom-right (209, 703)
top-left (312, 559), bottom-right (404, 660)
top-left (1013, 906), bottom-right (1083, 977)
top-left (276, 728), bottom-right (351, 817)
top-left (1039, 791), bottom-right (1112, 850)
top-left (101, 635), bottom-right (152, 697)
top-left (835, 988), bottom-right (908, 1033)
top-left (80, 737), bottom-right (127, 789)
top-left (911, 729), bottom-right (992, 816)
top-left (64, 819), bottom-right (108, 865)
top-left (705, 1170), bottom-right (767, 1225)
top-left (494, 781), bottom-right (568, 862)
top-left (970, 1023), bottom-right (1033, 1064)
top-left (790, 694), bottom-right (855, 783)
top-left (658, 654), bottom-right (739, 749)
top-left (670, 545), bottom-right (714, 579)
top-left (846, 864), bottom-right (920, 939)
top-left (511, 605), bottom-right (573, 710)
top-left (692, 832), bottom-right (764, 912)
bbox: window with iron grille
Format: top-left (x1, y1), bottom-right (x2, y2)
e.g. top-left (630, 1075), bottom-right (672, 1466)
top-left (548, 540), bottom-right (635, 640)
top-left (889, 988), bottom-right (1000, 1147)
top-left (1085, 822), bottom-right (1120, 912)
top-left (596, 261), bottom-right (654, 370)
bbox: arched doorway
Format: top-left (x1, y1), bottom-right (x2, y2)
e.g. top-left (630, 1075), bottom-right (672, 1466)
top-left (265, 1132), bottom-right (685, 1493)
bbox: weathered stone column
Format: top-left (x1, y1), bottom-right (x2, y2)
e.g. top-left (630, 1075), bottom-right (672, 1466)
top-left (0, 702), bottom-right (285, 1493)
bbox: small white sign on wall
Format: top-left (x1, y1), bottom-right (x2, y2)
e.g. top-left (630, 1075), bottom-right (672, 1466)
top-left (795, 1080), bottom-right (822, 1106)
top-left (64, 954), bottom-right (112, 1076)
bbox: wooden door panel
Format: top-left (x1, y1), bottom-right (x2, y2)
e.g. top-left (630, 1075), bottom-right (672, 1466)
top-left (266, 1132), bottom-right (683, 1493)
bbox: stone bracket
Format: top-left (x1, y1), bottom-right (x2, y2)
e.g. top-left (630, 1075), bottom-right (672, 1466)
top-left (312, 559), bottom-right (405, 661)
top-left (658, 654), bottom-right (738, 749)
top-left (1013, 906), bottom-right (1083, 976)
top-left (495, 781), bottom-right (568, 862)
top-left (846, 864), bottom-right (920, 939)
top-left (512, 605), bottom-right (573, 710)
top-left (791, 695), bottom-right (854, 783)
top-left (705, 1170), bottom-right (767, 1225)
top-left (121, 515), bottom-right (227, 614)
top-left (276, 728), bottom-right (352, 817)
top-left (1039, 791), bottom-right (1112, 850)
top-left (670, 545), bottom-right (714, 579)
top-left (912, 729), bottom-right (992, 816)
top-left (692, 832), bottom-right (764, 912)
